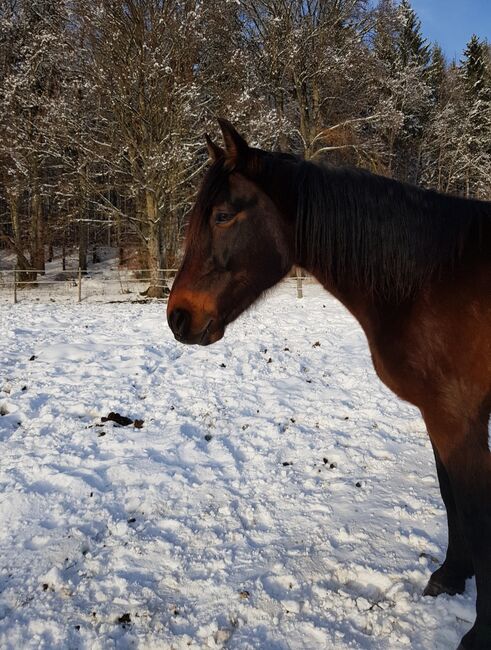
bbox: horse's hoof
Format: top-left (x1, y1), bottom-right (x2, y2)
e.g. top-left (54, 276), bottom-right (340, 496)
top-left (423, 564), bottom-right (469, 598)
top-left (459, 622), bottom-right (491, 649)
top-left (423, 578), bottom-right (464, 597)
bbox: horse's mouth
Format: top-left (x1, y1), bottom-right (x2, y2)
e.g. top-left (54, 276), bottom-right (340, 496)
top-left (199, 319), bottom-right (213, 345)
top-left (198, 302), bottom-right (251, 345)
top-left (185, 298), bottom-right (253, 345)
top-left (172, 317), bottom-right (225, 346)
top-left (198, 319), bottom-right (224, 346)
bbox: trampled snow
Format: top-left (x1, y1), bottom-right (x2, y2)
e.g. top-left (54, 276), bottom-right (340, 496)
top-left (0, 284), bottom-right (476, 649)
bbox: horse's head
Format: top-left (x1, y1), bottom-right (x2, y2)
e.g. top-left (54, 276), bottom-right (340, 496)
top-left (167, 119), bottom-right (296, 345)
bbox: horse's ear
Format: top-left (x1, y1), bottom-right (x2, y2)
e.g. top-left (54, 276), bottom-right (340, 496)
top-left (205, 134), bottom-right (224, 162)
top-left (217, 118), bottom-right (249, 169)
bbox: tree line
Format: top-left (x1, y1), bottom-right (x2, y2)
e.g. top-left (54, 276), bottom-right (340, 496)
top-left (0, 0), bottom-right (490, 296)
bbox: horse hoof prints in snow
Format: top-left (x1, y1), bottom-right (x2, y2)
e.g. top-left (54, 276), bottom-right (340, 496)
top-left (167, 119), bottom-right (491, 650)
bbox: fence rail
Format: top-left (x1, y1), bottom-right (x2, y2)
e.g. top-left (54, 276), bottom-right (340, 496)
top-left (0, 267), bottom-right (310, 304)
top-left (0, 268), bottom-right (177, 304)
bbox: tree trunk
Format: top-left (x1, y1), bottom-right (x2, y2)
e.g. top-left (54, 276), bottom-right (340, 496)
top-left (145, 190), bottom-right (165, 298)
top-left (118, 194), bottom-right (124, 265)
top-left (8, 188), bottom-right (32, 282)
top-left (276, 91), bottom-right (289, 151)
top-left (30, 180), bottom-right (45, 275)
top-left (79, 219), bottom-right (88, 272)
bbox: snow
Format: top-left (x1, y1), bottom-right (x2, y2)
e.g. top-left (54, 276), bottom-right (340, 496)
top-left (0, 283), bottom-right (476, 649)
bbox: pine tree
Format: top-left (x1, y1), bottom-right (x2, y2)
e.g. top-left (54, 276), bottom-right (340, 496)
top-left (397, 0), bottom-right (430, 69)
top-left (371, 0), bottom-right (432, 180)
top-left (373, 0), bottom-right (399, 72)
top-left (460, 35), bottom-right (491, 197)
top-left (462, 35), bottom-right (489, 99)
top-left (427, 44), bottom-right (446, 104)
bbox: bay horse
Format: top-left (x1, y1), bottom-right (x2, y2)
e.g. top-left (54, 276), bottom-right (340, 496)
top-left (167, 119), bottom-right (491, 649)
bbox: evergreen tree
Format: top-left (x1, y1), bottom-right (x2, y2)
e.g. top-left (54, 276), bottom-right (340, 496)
top-left (371, 0), bottom-right (432, 180)
top-left (462, 34), bottom-right (489, 99)
top-left (397, 0), bottom-right (430, 69)
top-left (373, 0), bottom-right (398, 72)
top-left (460, 35), bottom-right (491, 197)
top-left (427, 44), bottom-right (446, 104)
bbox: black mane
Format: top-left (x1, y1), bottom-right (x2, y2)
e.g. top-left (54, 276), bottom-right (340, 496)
top-left (186, 152), bottom-right (490, 299)
top-left (295, 161), bottom-right (491, 298)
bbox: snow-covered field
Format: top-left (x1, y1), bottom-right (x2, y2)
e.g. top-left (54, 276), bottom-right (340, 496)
top-left (0, 284), bottom-right (476, 649)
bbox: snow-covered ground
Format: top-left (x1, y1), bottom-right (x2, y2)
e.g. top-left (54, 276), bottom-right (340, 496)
top-left (0, 284), bottom-right (476, 649)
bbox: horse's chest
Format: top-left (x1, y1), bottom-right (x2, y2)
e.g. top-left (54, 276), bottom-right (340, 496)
top-left (368, 340), bottom-right (425, 407)
top-left (370, 348), bottom-right (406, 397)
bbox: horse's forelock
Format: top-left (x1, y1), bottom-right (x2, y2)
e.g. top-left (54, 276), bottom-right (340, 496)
top-left (186, 159), bottom-right (229, 249)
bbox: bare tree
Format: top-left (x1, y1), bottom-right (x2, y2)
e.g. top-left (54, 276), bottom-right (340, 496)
top-left (72, 0), bottom-right (212, 295)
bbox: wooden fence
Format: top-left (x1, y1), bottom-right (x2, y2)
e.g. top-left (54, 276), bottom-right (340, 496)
top-left (0, 267), bottom-right (309, 304)
top-left (0, 268), bottom-right (176, 304)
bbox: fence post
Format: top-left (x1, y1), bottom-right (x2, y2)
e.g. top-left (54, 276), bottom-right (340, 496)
top-left (78, 267), bottom-right (82, 303)
top-left (13, 268), bottom-right (17, 304)
top-left (296, 266), bottom-right (303, 299)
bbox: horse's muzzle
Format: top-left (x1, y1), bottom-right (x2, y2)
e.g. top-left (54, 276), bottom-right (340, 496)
top-left (167, 307), bottom-right (224, 345)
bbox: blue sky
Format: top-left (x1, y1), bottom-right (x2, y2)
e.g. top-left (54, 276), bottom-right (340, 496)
top-left (409, 0), bottom-right (490, 61)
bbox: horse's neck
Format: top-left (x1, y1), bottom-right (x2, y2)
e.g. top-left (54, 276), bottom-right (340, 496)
top-left (309, 262), bottom-right (412, 353)
top-left (314, 272), bottom-right (383, 337)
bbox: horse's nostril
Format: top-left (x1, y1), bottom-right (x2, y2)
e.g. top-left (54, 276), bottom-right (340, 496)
top-left (168, 308), bottom-right (191, 339)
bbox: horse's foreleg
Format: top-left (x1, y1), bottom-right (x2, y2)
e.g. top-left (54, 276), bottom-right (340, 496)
top-left (423, 443), bottom-right (474, 597)
top-left (425, 409), bottom-right (491, 650)
top-left (452, 453), bottom-right (491, 650)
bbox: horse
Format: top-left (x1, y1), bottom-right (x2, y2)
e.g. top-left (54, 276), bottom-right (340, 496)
top-left (167, 119), bottom-right (491, 650)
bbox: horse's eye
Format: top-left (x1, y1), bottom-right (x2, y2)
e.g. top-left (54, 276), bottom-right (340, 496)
top-left (215, 212), bottom-right (235, 225)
